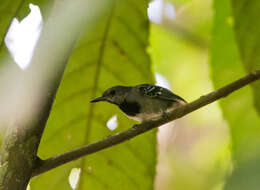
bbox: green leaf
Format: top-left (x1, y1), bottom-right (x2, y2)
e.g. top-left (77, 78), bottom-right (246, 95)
top-left (211, 0), bottom-right (260, 189)
top-left (0, 0), bottom-right (23, 47)
top-left (31, 1), bottom-right (156, 189)
top-left (231, 0), bottom-right (260, 114)
top-left (16, 0), bottom-right (53, 21)
top-left (0, 0), bottom-right (52, 50)
top-left (0, 0), bottom-right (53, 76)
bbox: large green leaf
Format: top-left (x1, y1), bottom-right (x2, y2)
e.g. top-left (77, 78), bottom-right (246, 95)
top-left (211, 0), bottom-right (260, 189)
top-left (31, 1), bottom-right (156, 189)
top-left (231, 0), bottom-right (260, 114)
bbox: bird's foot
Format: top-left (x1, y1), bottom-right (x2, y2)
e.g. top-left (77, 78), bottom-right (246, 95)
top-left (162, 110), bottom-right (170, 120)
top-left (34, 156), bottom-right (43, 168)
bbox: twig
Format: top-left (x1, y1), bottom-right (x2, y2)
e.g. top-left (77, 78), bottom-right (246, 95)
top-left (32, 70), bottom-right (260, 177)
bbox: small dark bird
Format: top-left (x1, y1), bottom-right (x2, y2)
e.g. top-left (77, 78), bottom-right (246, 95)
top-left (90, 84), bottom-right (187, 122)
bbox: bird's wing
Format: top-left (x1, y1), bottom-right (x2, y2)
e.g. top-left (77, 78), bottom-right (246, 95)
top-left (137, 84), bottom-right (186, 103)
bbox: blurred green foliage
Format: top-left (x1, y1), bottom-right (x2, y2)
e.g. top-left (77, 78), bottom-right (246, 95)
top-left (211, 0), bottom-right (260, 189)
top-left (150, 0), bottom-right (230, 189)
top-left (231, 0), bottom-right (260, 114)
top-left (0, 0), bottom-right (260, 189)
top-left (0, 0), bottom-right (51, 49)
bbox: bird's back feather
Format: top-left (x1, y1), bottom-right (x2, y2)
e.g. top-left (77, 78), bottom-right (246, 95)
top-left (136, 84), bottom-right (186, 103)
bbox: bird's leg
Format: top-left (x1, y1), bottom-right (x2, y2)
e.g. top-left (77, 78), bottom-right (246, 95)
top-left (34, 156), bottom-right (43, 168)
top-left (162, 109), bottom-right (170, 120)
top-left (132, 124), bottom-right (139, 129)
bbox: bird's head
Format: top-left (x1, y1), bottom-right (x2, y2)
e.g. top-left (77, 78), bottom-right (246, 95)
top-left (90, 86), bottom-right (130, 105)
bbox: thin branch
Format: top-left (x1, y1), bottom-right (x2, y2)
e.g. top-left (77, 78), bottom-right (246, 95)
top-left (32, 70), bottom-right (260, 177)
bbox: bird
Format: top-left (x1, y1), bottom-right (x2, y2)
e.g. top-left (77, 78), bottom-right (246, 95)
top-left (90, 84), bottom-right (187, 122)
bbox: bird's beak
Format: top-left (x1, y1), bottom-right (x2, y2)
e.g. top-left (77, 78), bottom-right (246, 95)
top-left (90, 96), bottom-right (107, 103)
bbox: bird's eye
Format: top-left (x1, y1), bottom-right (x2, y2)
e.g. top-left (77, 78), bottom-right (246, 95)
top-left (110, 90), bottom-right (115, 96)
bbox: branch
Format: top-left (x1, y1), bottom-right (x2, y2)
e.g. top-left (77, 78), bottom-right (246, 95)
top-left (32, 70), bottom-right (260, 177)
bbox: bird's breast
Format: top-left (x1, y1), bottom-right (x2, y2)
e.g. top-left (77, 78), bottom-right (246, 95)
top-left (118, 100), bottom-right (141, 117)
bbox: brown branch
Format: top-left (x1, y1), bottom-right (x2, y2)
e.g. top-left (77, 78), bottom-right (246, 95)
top-left (32, 70), bottom-right (260, 177)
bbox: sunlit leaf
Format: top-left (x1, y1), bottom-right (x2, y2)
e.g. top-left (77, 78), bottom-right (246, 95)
top-left (31, 0), bottom-right (156, 189)
top-left (211, 0), bottom-right (260, 189)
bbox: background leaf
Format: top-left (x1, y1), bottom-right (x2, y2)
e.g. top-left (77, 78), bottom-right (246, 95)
top-left (3, 0), bottom-right (260, 189)
top-left (211, 0), bottom-right (260, 189)
top-left (31, 0), bottom-right (157, 189)
top-left (231, 0), bottom-right (260, 114)
top-left (0, 0), bottom-right (23, 47)
top-left (150, 22), bottom-right (229, 190)
top-left (0, 0), bottom-right (52, 51)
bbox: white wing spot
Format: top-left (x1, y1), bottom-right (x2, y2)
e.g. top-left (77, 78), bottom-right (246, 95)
top-left (148, 86), bottom-right (155, 92)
